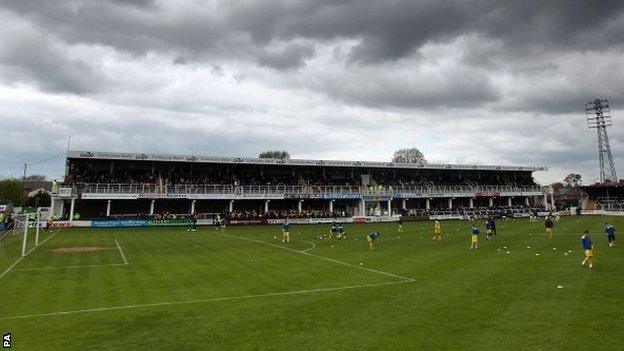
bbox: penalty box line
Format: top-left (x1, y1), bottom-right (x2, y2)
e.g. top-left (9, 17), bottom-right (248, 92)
top-left (0, 280), bottom-right (410, 320)
top-left (216, 233), bottom-right (415, 283)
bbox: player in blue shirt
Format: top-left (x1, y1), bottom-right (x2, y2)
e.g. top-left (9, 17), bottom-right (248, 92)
top-left (581, 231), bottom-right (594, 269)
top-left (337, 224), bottom-right (346, 240)
top-left (470, 224), bottom-right (480, 249)
top-left (367, 231), bottom-right (380, 251)
top-left (282, 220), bottom-right (290, 243)
top-left (605, 223), bottom-right (616, 247)
top-left (485, 220), bottom-right (493, 240)
top-left (330, 221), bottom-right (338, 238)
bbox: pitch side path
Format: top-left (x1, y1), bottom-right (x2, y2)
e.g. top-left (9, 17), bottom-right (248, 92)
top-left (0, 216), bottom-right (623, 350)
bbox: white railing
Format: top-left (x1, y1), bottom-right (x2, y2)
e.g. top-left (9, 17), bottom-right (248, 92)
top-left (71, 183), bottom-right (545, 196)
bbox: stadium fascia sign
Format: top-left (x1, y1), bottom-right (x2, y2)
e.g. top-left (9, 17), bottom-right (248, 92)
top-left (82, 193), bottom-right (139, 200)
top-left (475, 192), bottom-right (501, 198)
top-left (323, 194), bottom-right (360, 200)
top-left (362, 196), bottom-right (392, 202)
top-left (68, 150), bottom-right (546, 172)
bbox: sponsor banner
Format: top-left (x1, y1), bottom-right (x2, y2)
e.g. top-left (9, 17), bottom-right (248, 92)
top-left (139, 193), bottom-right (188, 199)
top-left (82, 193), bottom-right (139, 200)
top-left (363, 196), bottom-right (392, 202)
top-left (513, 213), bottom-right (530, 218)
top-left (365, 215), bottom-right (399, 223)
top-left (429, 214), bottom-right (468, 220)
top-left (404, 215), bottom-right (429, 221)
top-left (352, 215), bottom-right (398, 223)
top-left (235, 194), bottom-right (285, 200)
top-left (92, 219), bottom-right (149, 228)
top-left (397, 193), bottom-right (424, 199)
top-left (475, 192), bottom-right (500, 197)
top-left (426, 192), bottom-right (472, 198)
top-left (227, 219), bottom-right (268, 226)
top-left (197, 219), bottom-right (215, 225)
top-left (324, 194), bottom-right (360, 200)
top-left (148, 219), bottom-right (193, 227)
top-left (581, 210), bottom-right (624, 216)
top-left (71, 220), bottom-right (92, 227)
top-left (267, 217), bottom-right (354, 225)
top-left (49, 221), bottom-right (72, 228)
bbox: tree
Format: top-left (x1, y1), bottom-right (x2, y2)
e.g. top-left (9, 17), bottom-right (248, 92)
top-left (0, 179), bottom-right (25, 206)
top-left (259, 150), bottom-right (290, 159)
top-left (563, 173), bottom-right (582, 187)
top-left (24, 174), bottom-right (47, 181)
top-left (392, 148), bottom-right (426, 165)
top-left (26, 190), bottom-right (51, 207)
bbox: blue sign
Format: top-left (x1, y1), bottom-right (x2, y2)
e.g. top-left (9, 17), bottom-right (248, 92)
top-left (91, 219), bottom-right (148, 228)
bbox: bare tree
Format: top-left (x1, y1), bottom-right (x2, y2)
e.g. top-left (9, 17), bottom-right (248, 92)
top-left (259, 151), bottom-right (290, 159)
top-left (563, 173), bottom-right (582, 187)
top-left (392, 148), bottom-right (426, 165)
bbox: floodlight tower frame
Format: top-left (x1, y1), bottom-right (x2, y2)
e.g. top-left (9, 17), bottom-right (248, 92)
top-left (585, 98), bottom-right (618, 183)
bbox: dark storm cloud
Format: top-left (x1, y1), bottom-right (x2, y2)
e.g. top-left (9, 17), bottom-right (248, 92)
top-left (1, 0), bottom-right (623, 183)
top-left (0, 12), bottom-right (105, 94)
top-left (6, 0), bottom-right (624, 61)
top-left (2, 0), bottom-right (624, 107)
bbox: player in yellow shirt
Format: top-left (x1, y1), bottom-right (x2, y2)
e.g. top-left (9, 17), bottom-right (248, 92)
top-left (469, 224), bottom-right (480, 249)
top-left (581, 231), bottom-right (594, 269)
top-left (433, 220), bottom-right (442, 240)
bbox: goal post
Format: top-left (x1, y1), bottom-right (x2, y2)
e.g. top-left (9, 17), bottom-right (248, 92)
top-left (11, 213), bottom-right (43, 257)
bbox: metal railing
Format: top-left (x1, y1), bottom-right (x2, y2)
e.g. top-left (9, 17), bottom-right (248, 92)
top-left (70, 183), bottom-right (546, 197)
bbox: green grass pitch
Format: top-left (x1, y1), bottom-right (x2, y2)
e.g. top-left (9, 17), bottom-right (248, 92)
top-left (1, 216), bottom-right (624, 350)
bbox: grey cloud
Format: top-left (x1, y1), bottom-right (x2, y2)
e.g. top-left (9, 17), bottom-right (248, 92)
top-left (0, 14), bottom-right (105, 94)
top-left (256, 43), bottom-right (315, 70)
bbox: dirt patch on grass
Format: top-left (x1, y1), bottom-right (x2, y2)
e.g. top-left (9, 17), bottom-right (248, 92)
top-left (49, 247), bottom-right (115, 253)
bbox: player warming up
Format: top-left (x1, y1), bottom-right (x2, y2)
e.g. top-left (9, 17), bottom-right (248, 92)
top-left (469, 224), bottom-right (480, 249)
top-left (367, 231), bottom-right (380, 251)
top-left (581, 231), bottom-right (594, 269)
top-left (187, 213), bottom-right (197, 232)
top-left (485, 219), bottom-right (493, 240)
top-left (398, 216), bottom-right (404, 233)
top-left (433, 220), bottom-right (442, 241)
top-left (330, 220), bottom-right (338, 239)
top-left (337, 224), bottom-right (347, 239)
top-left (605, 223), bottom-right (616, 247)
top-left (545, 216), bottom-right (554, 239)
top-left (282, 220), bottom-right (290, 243)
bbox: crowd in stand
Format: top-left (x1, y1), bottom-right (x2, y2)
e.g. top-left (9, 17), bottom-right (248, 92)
top-left (65, 162), bottom-right (536, 188)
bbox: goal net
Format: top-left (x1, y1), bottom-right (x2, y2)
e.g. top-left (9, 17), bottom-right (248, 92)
top-left (9, 213), bottom-right (46, 257)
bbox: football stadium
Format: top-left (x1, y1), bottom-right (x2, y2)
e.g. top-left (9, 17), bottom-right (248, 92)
top-left (2, 150), bottom-right (624, 350)
top-left (2, 1), bottom-right (624, 350)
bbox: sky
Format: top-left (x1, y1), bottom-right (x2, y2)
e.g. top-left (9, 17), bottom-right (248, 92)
top-left (1, 0), bottom-right (623, 185)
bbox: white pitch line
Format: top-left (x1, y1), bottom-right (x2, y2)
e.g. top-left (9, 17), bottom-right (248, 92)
top-left (24, 229), bottom-right (60, 256)
top-left (114, 238), bottom-right (128, 265)
top-left (217, 233), bottom-right (415, 282)
top-left (0, 229), bottom-right (60, 280)
top-left (298, 239), bottom-right (316, 252)
top-left (0, 280), bottom-right (410, 320)
top-left (13, 263), bottom-right (128, 271)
